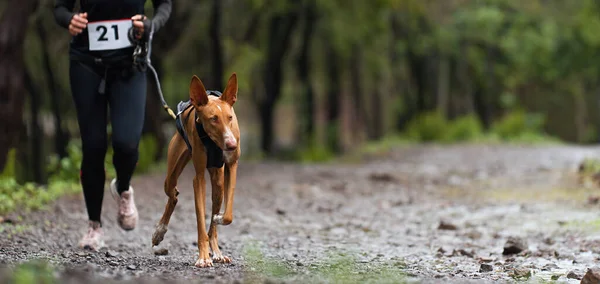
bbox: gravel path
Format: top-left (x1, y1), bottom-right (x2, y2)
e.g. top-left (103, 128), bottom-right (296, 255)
top-left (2, 144), bottom-right (600, 283)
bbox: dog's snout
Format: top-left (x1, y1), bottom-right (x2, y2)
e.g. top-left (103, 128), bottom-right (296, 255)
top-left (225, 139), bottom-right (237, 151)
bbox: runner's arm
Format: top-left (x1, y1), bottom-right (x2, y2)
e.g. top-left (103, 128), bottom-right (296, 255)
top-left (53, 0), bottom-right (76, 29)
top-left (146, 0), bottom-right (172, 34)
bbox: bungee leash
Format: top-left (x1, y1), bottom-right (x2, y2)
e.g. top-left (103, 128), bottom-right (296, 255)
top-left (132, 21), bottom-right (177, 120)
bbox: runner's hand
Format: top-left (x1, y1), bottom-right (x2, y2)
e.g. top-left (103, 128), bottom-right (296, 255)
top-left (131, 15), bottom-right (148, 40)
top-left (69, 13), bottom-right (88, 36)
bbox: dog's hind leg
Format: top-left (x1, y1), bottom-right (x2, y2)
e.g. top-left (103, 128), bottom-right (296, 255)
top-left (152, 134), bottom-right (191, 247)
top-left (207, 167), bottom-right (230, 263)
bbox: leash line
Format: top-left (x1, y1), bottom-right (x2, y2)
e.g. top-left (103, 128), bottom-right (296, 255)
top-left (139, 21), bottom-right (176, 120)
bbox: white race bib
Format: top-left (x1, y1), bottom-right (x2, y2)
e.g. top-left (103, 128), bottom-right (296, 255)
top-left (87, 19), bottom-right (134, 51)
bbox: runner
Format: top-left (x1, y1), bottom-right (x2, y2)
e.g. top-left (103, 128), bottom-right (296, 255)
top-left (53, 0), bottom-right (172, 251)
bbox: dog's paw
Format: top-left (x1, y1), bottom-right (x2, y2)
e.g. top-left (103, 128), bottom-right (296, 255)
top-left (194, 258), bottom-right (213, 268)
top-left (212, 214), bottom-right (224, 225)
top-left (151, 224), bottom-right (168, 246)
top-left (212, 254), bottom-right (231, 264)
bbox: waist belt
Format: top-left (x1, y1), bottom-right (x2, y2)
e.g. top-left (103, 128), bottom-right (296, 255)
top-left (70, 52), bottom-right (133, 95)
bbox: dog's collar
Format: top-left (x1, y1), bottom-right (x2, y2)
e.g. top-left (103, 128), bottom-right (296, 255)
top-left (193, 90), bottom-right (223, 139)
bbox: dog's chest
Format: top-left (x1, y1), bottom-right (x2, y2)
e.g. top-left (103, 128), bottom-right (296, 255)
top-left (223, 151), bottom-right (234, 164)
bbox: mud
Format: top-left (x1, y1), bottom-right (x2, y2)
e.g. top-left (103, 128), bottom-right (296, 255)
top-left (2, 144), bottom-right (600, 283)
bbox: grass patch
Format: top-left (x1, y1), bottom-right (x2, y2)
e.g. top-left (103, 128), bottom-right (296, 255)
top-left (242, 241), bottom-right (407, 284)
top-left (0, 260), bottom-right (58, 284)
top-left (563, 218), bottom-right (600, 233)
top-left (242, 242), bottom-right (296, 281)
top-left (305, 252), bottom-right (408, 284)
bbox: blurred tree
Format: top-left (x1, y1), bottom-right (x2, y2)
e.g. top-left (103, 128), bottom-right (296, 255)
top-left (295, 0), bottom-right (317, 146)
top-left (325, 44), bottom-right (341, 153)
top-left (259, 1), bottom-right (300, 154)
top-left (23, 70), bottom-right (44, 183)
top-left (35, 2), bottom-right (69, 159)
top-left (0, 0), bottom-right (39, 173)
top-left (209, 0), bottom-right (223, 90)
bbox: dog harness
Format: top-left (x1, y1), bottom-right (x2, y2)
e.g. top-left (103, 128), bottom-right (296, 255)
top-left (175, 91), bottom-right (225, 169)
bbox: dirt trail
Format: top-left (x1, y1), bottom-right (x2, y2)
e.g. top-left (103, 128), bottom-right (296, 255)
top-left (2, 144), bottom-right (600, 283)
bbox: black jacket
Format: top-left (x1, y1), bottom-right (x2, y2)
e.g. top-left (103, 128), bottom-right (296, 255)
top-left (54, 0), bottom-right (172, 60)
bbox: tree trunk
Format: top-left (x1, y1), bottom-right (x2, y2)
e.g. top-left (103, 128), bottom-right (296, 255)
top-left (209, 0), bottom-right (223, 90)
top-left (0, 0), bottom-right (39, 172)
top-left (458, 40), bottom-right (475, 116)
top-left (573, 84), bottom-right (586, 143)
top-left (436, 56), bottom-right (450, 117)
top-left (258, 100), bottom-right (275, 153)
top-left (259, 6), bottom-right (299, 155)
top-left (24, 70), bottom-right (44, 184)
top-left (474, 45), bottom-right (494, 130)
top-left (326, 46), bottom-right (341, 153)
top-left (295, 0), bottom-right (316, 146)
top-left (408, 50), bottom-right (427, 114)
top-left (390, 13), bottom-right (413, 131)
top-left (36, 14), bottom-right (69, 159)
top-left (370, 86), bottom-right (384, 140)
top-left (350, 45), bottom-right (367, 143)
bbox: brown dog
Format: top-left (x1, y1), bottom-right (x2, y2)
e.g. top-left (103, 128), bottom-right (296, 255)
top-left (151, 73), bottom-right (240, 268)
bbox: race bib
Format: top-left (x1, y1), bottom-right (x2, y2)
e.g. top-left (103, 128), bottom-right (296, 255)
top-left (87, 19), bottom-right (134, 51)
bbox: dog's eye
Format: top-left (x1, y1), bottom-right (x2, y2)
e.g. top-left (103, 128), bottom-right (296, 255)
top-left (228, 115), bottom-right (233, 121)
top-left (210, 116), bottom-right (218, 122)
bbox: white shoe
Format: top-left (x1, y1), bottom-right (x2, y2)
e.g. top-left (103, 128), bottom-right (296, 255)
top-left (110, 178), bottom-right (138, 231)
top-left (78, 220), bottom-right (104, 251)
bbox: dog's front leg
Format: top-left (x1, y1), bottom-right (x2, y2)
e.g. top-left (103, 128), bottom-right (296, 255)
top-left (207, 167), bottom-right (230, 263)
top-left (214, 161), bottom-right (237, 226)
top-left (193, 174), bottom-right (212, 268)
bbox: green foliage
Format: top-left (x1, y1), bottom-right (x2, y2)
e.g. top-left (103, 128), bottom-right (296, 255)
top-left (491, 109), bottom-right (546, 140)
top-left (404, 111), bottom-right (449, 142)
top-left (0, 148), bottom-right (17, 179)
top-left (0, 177), bottom-right (79, 216)
top-left (46, 135), bottom-right (159, 184)
top-left (401, 110), bottom-right (559, 144)
top-left (136, 135), bottom-right (158, 174)
top-left (46, 142), bottom-right (82, 183)
top-left (294, 144), bottom-right (335, 163)
top-left (445, 114), bottom-right (484, 142)
top-left (578, 157), bottom-right (600, 176)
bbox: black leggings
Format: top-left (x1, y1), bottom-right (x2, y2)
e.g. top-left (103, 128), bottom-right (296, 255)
top-left (69, 59), bottom-right (146, 224)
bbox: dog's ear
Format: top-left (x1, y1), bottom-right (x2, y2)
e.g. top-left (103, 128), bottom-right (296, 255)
top-left (190, 75), bottom-right (208, 107)
top-left (221, 73), bottom-right (238, 106)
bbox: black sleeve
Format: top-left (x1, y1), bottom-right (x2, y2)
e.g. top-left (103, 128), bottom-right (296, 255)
top-left (144, 0), bottom-right (172, 35)
top-left (53, 0), bottom-right (76, 29)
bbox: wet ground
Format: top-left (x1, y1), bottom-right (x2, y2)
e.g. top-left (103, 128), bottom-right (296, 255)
top-left (2, 144), bottom-right (600, 283)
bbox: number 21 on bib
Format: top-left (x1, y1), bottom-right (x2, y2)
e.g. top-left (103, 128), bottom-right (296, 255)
top-left (87, 19), bottom-right (134, 51)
